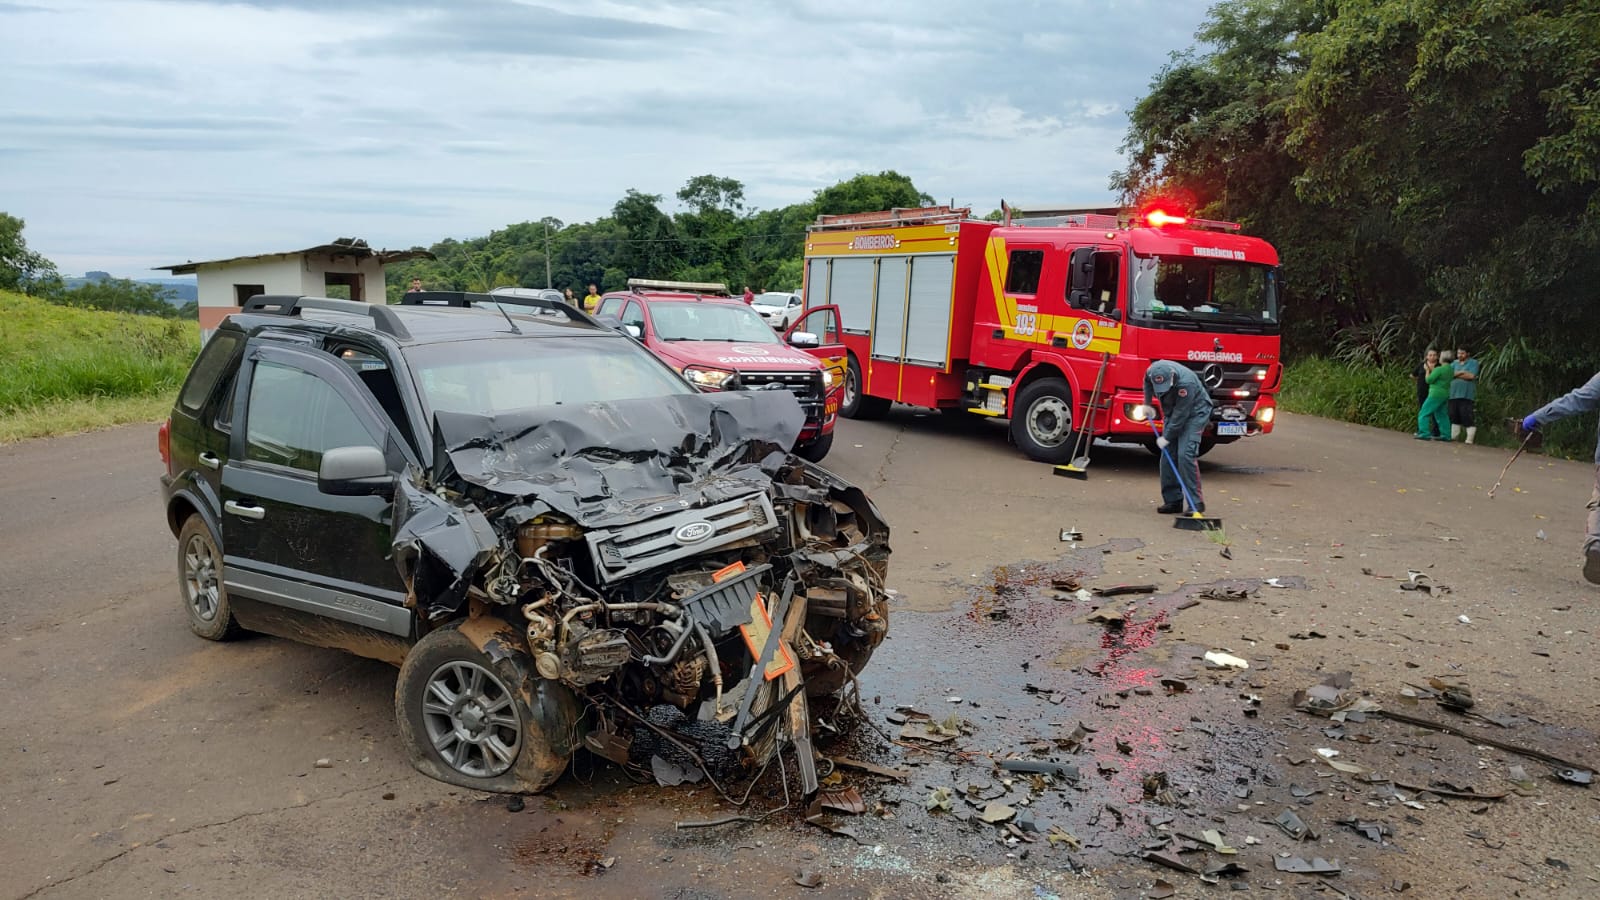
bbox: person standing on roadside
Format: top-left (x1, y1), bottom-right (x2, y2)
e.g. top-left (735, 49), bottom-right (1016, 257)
top-left (1522, 370), bottom-right (1600, 584)
top-left (1415, 349), bottom-right (1451, 440)
top-left (1449, 347), bottom-right (1480, 443)
top-left (583, 283), bottom-right (602, 312)
top-left (564, 287), bottom-right (578, 307)
top-left (1412, 351), bottom-right (1436, 434)
top-left (1134, 360), bottom-right (1213, 515)
top-left (407, 277), bottom-right (423, 293)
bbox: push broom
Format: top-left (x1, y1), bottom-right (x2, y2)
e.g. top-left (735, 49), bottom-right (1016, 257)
top-left (1142, 416), bottom-right (1222, 531)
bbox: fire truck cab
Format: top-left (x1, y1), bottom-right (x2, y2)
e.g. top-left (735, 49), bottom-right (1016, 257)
top-left (801, 204), bottom-right (1283, 464)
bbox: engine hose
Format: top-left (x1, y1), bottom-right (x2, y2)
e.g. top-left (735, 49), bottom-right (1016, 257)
top-left (694, 621), bottom-right (724, 714)
top-left (639, 618), bottom-right (694, 666)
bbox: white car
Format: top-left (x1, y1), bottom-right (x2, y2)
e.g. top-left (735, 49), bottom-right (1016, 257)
top-left (750, 291), bottom-right (804, 329)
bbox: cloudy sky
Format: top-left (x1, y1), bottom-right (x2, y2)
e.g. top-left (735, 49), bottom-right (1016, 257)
top-left (1, 0), bottom-right (1211, 277)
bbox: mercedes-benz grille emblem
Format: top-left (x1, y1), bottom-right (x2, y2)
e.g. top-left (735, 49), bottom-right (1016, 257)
top-left (673, 521), bottom-right (715, 544)
top-left (1201, 364), bottom-right (1225, 390)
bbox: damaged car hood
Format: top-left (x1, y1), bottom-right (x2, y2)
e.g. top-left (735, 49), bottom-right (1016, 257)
top-left (427, 390), bottom-right (805, 527)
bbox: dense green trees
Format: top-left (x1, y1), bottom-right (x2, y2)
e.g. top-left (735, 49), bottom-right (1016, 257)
top-left (384, 171), bottom-right (930, 301)
top-left (1118, 0), bottom-right (1599, 400)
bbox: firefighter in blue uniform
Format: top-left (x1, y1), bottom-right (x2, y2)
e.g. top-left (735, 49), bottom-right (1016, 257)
top-left (1134, 360), bottom-right (1213, 515)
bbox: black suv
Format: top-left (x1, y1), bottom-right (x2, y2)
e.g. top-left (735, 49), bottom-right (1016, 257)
top-left (159, 294), bottom-right (890, 794)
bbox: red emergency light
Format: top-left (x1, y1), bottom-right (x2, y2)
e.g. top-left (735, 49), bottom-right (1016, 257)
top-left (1145, 209), bottom-right (1188, 228)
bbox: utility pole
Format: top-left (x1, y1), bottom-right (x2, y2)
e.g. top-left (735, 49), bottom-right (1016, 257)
top-left (543, 220), bottom-right (552, 289)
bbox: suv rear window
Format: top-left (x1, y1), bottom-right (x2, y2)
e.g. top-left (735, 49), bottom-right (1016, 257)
top-left (178, 333), bottom-right (240, 412)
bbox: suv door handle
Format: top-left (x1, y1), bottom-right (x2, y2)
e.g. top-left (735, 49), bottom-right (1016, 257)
top-left (198, 452), bottom-right (220, 470)
top-left (225, 500), bottom-right (265, 520)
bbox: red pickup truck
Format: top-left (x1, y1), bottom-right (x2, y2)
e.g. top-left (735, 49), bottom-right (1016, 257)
top-left (597, 279), bottom-right (846, 461)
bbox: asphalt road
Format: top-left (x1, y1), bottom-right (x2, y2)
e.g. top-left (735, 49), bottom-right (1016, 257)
top-left (3, 411), bottom-right (1598, 898)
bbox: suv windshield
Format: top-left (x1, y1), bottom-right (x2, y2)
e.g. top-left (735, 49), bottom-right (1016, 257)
top-left (1130, 254), bottom-right (1279, 331)
top-left (650, 302), bottom-right (781, 343)
top-left (404, 336), bottom-right (694, 417)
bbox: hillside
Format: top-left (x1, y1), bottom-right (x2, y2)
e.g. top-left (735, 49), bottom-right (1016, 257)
top-left (0, 289), bottom-right (199, 442)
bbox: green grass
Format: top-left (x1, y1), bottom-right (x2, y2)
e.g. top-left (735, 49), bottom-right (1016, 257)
top-left (1280, 357), bottom-right (1594, 459)
top-left (0, 290), bottom-right (198, 442)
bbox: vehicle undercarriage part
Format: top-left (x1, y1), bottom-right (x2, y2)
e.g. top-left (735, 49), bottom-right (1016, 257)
top-left (391, 391), bottom-right (891, 794)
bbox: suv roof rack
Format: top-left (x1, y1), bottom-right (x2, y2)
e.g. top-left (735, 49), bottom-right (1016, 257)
top-left (397, 290), bottom-right (603, 327)
top-left (240, 295), bottom-right (412, 341)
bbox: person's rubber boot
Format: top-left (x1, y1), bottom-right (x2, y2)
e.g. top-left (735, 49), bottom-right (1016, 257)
top-left (1585, 547), bottom-right (1600, 586)
top-left (1465, 427), bottom-right (1476, 445)
top-left (1157, 501), bottom-right (1182, 515)
top-left (1451, 425), bottom-right (1461, 441)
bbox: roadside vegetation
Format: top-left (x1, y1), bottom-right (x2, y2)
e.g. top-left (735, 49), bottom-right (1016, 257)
top-left (0, 290), bottom-right (197, 443)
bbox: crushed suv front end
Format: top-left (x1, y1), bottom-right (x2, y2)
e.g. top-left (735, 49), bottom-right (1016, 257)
top-left (392, 390), bottom-right (889, 793)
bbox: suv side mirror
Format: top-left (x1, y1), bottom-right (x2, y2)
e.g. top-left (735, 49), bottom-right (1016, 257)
top-left (623, 324), bottom-right (643, 340)
top-left (319, 445), bottom-right (393, 497)
top-left (788, 331), bottom-right (820, 348)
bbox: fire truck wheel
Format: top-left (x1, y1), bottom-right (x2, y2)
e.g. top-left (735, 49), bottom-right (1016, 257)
top-left (1010, 377), bottom-right (1078, 464)
top-left (842, 355), bottom-right (890, 420)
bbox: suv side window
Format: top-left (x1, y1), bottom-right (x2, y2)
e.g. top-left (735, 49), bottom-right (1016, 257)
top-left (598, 296), bottom-right (625, 318)
top-left (178, 332), bottom-right (241, 412)
top-left (245, 361), bottom-right (378, 472)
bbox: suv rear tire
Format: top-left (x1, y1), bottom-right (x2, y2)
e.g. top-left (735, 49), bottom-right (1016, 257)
top-left (395, 620), bottom-right (579, 794)
top-left (178, 514), bottom-right (242, 641)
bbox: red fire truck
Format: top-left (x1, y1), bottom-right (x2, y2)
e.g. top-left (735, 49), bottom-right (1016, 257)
top-left (800, 204), bottom-right (1283, 463)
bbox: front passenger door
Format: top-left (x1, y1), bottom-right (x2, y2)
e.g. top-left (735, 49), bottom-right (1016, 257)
top-left (219, 343), bottom-right (413, 639)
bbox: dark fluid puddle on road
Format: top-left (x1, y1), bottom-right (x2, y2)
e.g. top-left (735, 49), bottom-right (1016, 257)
top-left (811, 541), bottom-right (1281, 869)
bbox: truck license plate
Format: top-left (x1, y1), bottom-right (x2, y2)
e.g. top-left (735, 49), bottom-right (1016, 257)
top-left (1217, 422), bottom-right (1247, 436)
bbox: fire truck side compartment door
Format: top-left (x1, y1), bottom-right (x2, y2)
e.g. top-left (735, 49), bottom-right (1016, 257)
top-left (828, 257), bottom-right (874, 334)
top-left (871, 256), bottom-right (908, 361)
top-left (903, 254), bottom-right (955, 367)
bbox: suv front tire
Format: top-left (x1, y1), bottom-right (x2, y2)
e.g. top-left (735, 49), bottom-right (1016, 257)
top-left (394, 620), bottom-right (581, 794)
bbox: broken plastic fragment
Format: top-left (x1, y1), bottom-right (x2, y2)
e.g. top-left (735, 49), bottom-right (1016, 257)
top-left (1203, 650), bottom-right (1249, 670)
top-left (925, 786), bottom-right (954, 812)
top-left (980, 802), bottom-right (1016, 824)
top-left (1200, 828), bottom-right (1237, 854)
top-left (1273, 856), bottom-right (1342, 874)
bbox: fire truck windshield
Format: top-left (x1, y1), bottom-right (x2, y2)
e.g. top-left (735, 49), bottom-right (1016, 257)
top-left (1130, 254), bottom-right (1279, 333)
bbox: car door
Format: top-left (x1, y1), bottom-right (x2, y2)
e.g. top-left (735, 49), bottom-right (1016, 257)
top-left (785, 305), bottom-right (847, 389)
top-left (219, 341), bottom-right (414, 638)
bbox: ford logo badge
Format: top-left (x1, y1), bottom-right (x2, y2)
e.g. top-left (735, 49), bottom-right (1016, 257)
top-left (674, 521), bottom-right (715, 544)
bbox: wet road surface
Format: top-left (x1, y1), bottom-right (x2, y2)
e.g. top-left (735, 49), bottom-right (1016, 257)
top-left (4, 411), bottom-right (1600, 898)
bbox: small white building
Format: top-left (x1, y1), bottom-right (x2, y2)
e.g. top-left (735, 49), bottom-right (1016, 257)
top-left (155, 238), bottom-right (432, 340)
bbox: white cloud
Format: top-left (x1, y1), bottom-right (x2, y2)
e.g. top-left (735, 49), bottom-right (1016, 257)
top-left (0, 0), bottom-right (1213, 275)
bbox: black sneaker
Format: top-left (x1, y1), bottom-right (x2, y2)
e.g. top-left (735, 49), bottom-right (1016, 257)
top-left (1157, 502), bottom-right (1182, 515)
top-left (1585, 548), bottom-right (1600, 586)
